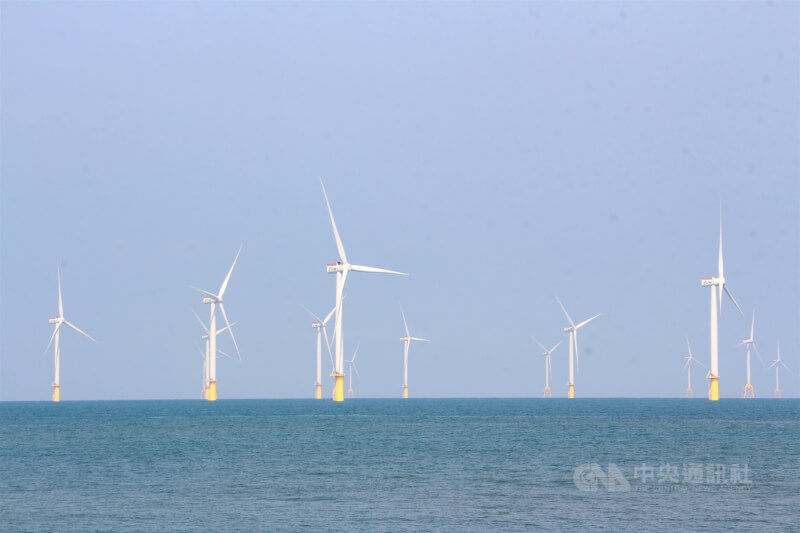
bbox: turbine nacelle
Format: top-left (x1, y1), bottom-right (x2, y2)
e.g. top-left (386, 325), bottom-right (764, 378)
top-left (49, 317), bottom-right (60, 324)
top-left (202, 296), bottom-right (215, 304)
top-left (311, 322), bottom-right (322, 328)
top-left (700, 277), bottom-right (721, 287)
top-left (327, 262), bottom-right (342, 273)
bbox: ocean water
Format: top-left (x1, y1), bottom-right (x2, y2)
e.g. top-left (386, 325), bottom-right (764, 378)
top-left (1, 399), bottom-right (798, 532)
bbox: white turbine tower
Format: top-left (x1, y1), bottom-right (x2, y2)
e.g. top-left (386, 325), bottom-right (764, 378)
top-left (768, 342), bottom-right (792, 398)
top-left (399, 305), bottom-right (430, 399)
top-left (534, 337), bottom-right (561, 398)
top-left (302, 305), bottom-right (336, 399)
top-left (557, 297), bottom-right (599, 399)
top-left (192, 309), bottom-right (235, 399)
top-left (683, 337), bottom-right (703, 398)
top-left (321, 181), bottom-right (407, 402)
top-left (737, 311), bottom-right (764, 399)
top-left (191, 247), bottom-right (242, 401)
top-left (347, 345), bottom-right (360, 399)
top-left (194, 344), bottom-right (235, 399)
top-left (45, 267), bottom-right (96, 402)
top-left (700, 214), bottom-right (743, 401)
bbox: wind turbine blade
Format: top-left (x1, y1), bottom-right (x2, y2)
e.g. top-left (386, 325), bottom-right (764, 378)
top-left (191, 308), bottom-right (209, 333)
top-left (57, 267), bottom-right (64, 318)
top-left (550, 340), bottom-right (562, 354)
top-left (576, 314), bottom-right (600, 329)
top-left (320, 180), bottom-right (348, 264)
top-left (216, 322), bottom-right (236, 335)
top-left (718, 216), bottom-right (724, 280)
top-left (218, 303), bottom-right (241, 362)
top-left (195, 344), bottom-right (205, 358)
top-left (400, 305), bottom-right (410, 338)
top-left (533, 336), bottom-right (547, 353)
top-left (300, 304), bottom-right (323, 324)
top-left (323, 305), bottom-right (336, 325)
top-left (749, 311), bottom-right (755, 342)
top-left (410, 337), bottom-right (431, 342)
top-left (217, 348), bottom-right (236, 361)
top-left (350, 264), bottom-right (407, 275)
top-left (63, 320), bottom-right (96, 343)
top-left (686, 336), bottom-right (693, 358)
top-left (191, 286), bottom-right (218, 300)
top-left (556, 297), bottom-right (575, 327)
top-left (723, 284), bottom-right (744, 316)
top-left (322, 327), bottom-right (334, 369)
top-left (218, 246), bottom-right (242, 298)
top-left (780, 361), bottom-right (793, 374)
top-left (752, 342), bottom-right (765, 367)
top-left (44, 322), bottom-right (62, 353)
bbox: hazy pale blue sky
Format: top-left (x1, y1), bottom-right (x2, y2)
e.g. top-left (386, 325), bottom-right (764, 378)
top-left (2, 1), bottom-right (798, 400)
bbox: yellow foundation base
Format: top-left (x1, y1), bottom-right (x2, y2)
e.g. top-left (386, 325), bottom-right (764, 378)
top-left (315, 383), bottom-right (322, 400)
top-left (332, 373), bottom-right (345, 402)
top-left (568, 383), bottom-right (574, 399)
top-left (685, 387), bottom-right (693, 398)
top-left (543, 385), bottom-right (551, 398)
top-left (207, 380), bottom-right (217, 401)
top-left (774, 388), bottom-right (781, 399)
top-left (52, 385), bottom-right (60, 402)
top-left (743, 383), bottom-right (754, 399)
top-left (402, 385), bottom-right (408, 399)
top-left (708, 376), bottom-right (719, 401)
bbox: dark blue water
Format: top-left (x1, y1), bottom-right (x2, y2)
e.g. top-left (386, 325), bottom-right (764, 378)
top-left (1, 399), bottom-right (798, 532)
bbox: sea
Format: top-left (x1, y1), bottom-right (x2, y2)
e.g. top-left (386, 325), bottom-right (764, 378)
top-left (1, 399), bottom-right (798, 532)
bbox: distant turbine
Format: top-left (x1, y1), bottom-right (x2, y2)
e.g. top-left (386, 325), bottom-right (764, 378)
top-left (700, 212), bottom-right (743, 401)
top-left (534, 337), bottom-right (561, 398)
top-left (683, 337), bottom-right (703, 398)
top-left (557, 297), bottom-right (599, 399)
top-left (321, 180), bottom-right (407, 402)
top-left (192, 309), bottom-right (235, 399)
top-left (737, 311), bottom-right (764, 399)
top-left (399, 305), bottom-right (430, 399)
top-left (302, 304), bottom-right (336, 399)
top-left (768, 342), bottom-right (792, 398)
top-left (347, 345), bottom-right (360, 399)
top-left (192, 247), bottom-right (242, 401)
top-left (45, 267), bottom-right (96, 402)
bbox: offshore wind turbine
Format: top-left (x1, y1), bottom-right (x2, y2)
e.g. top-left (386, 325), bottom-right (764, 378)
top-left (302, 305), bottom-right (336, 399)
top-left (191, 247), bottom-right (242, 401)
top-left (768, 342), bottom-right (792, 398)
top-left (45, 267), bottom-right (96, 402)
top-left (683, 337), bottom-right (703, 398)
top-left (346, 345), bottom-right (360, 399)
top-left (399, 306), bottom-right (430, 399)
top-left (738, 311), bottom-right (764, 399)
top-left (557, 297), bottom-right (599, 399)
top-left (321, 181), bottom-right (407, 402)
top-left (700, 214), bottom-right (743, 401)
top-left (534, 337), bottom-right (561, 398)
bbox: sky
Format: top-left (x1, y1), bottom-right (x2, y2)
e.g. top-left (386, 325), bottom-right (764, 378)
top-left (1, 1), bottom-right (798, 401)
